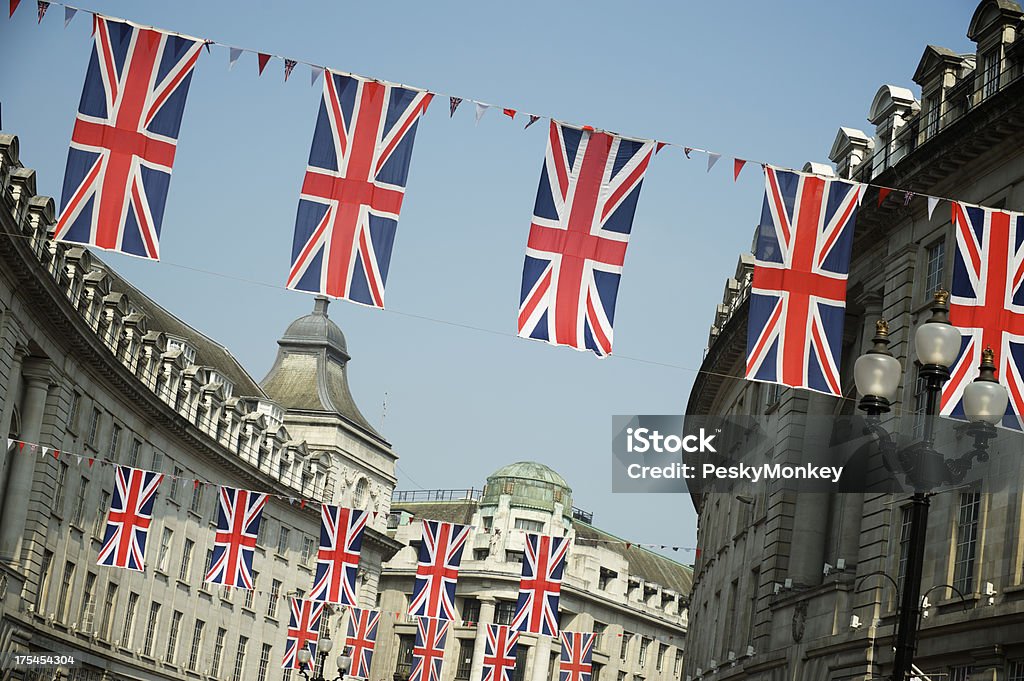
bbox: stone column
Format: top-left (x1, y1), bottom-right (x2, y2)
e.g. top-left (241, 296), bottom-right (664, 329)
top-left (530, 634), bottom-right (552, 681)
top-left (469, 597), bottom-right (496, 680)
top-left (0, 358), bottom-right (56, 565)
top-left (0, 344), bottom-right (27, 523)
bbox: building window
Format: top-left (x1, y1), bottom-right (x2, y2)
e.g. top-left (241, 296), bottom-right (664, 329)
top-left (353, 478), bottom-right (368, 508)
top-left (127, 439), bottom-right (141, 468)
top-left (912, 368), bottom-right (929, 439)
top-left (592, 663), bottom-right (603, 681)
top-left (896, 506), bottom-right (913, 594)
top-left (924, 239), bottom-right (945, 295)
top-left (953, 492), bottom-right (981, 594)
top-left (456, 640), bottom-right (474, 679)
top-left (511, 647), bottom-right (529, 681)
top-left (55, 561), bottom-right (75, 622)
top-left (100, 582), bottom-right (118, 640)
top-left (120, 592), bottom-right (139, 648)
top-left (190, 482), bottom-right (204, 514)
top-left (983, 48), bottom-right (1000, 99)
top-left (165, 610), bottom-right (183, 663)
top-left (639, 637), bottom-right (651, 666)
top-left (599, 568), bottom-right (617, 590)
top-left (179, 538), bottom-right (194, 581)
top-left (396, 634), bottom-right (415, 676)
top-left (462, 597), bottom-right (481, 624)
top-left (1008, 659), bottom-right (1024, 681)
top-left (87, 408), bottom-right (101, 447)
top-left (278, 526), bottom-right (291, 555)
top-left (158, 527), bottom-right (174, 572)
top-left (231, 636), bottom-right (249, 681)
top-left (151, 449), bottom-right (163, 472)
top-left (923, 95), bottom-right (940, 139)
top-left (108, 424), bottom-right (121, 460)
top-left (656, 644), bottom-right (666, 670)
top-left (67, 391), bottom-right (82, 430)
top-left (674, 651), bottom-right (684, 675)
top-left (169, 465), bottom-right (183, 501)
top-left (54, 461), bottom-right (68, 513)
top-left (245, 571), bottom-right (258, 609)
top-left (79, 572), bottom-right (97, 631)
top-left (494, 599), bottom-right (516, 626)
top-left (142, 601), bottom-right (160, 656)
top-left (950, 666), bottom-right (973, 681)
top-left (302, 534), bottom-right (316, 562)
top-left (72, 476), bottom-right (87, 526)
top-left (94, 492), bottom-right (110, 538)
top-left (268, 580), bottom-right (281, 618)
top-left (505, 550), bottom-right (524, 564)
top-left (473, 548), bottom-right (489, 561)
top-left (514, 518), bottom-right (544, 533)
top-left (482, 516), bottom-right (493, 531)
top-left (620, 632), bottom-right (632, 660)
top-left (765, 382), bottom-right (783, 408)
top-left (257, 643), bottom-right (272, 681)
top-left (212, 628), bottom-right (228, 677)
top-left (187, 620), bottom-right (205, 672)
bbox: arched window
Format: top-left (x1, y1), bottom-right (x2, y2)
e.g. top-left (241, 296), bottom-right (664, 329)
top-left (353, 478), bottom-right (369, 510)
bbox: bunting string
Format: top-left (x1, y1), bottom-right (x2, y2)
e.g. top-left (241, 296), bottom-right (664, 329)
top-left (7, 0), bottom-right (1019, 217)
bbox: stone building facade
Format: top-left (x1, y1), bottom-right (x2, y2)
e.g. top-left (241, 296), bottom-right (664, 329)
top-left (363, 462), bottom-right (691, 681)
top-left (683, 2), bottom-right (1024, 680)
top-left (0, 133), bottom-right (401, 680)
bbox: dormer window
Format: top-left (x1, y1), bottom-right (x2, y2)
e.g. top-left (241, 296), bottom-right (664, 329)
top-left (165, 335), bottom-right (197, 365)
top-left (982, 47), bottom-right (1001, 98)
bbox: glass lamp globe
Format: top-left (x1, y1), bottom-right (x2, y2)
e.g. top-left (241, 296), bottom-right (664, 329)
top-left (915, 290), bottom-right (962, 367)
top-left (297, 648), bottom-right (312, 666)
top-left (320, 637), bottom-right (334, 654)
top-left (854, 320), bottom-right (901, 401)
top-left (338, 654), bottom-right (352, 673)
top-left (963, 348), bottom-right (1009, 425)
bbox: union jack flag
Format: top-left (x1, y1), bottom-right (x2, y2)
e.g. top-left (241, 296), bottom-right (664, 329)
top-left (745, 167), bottom-right (862, 396)
top-left (511, 533), bottom-right (570, 636)
top-left (287, 70), bottom-right (432, 307)
top-left (204, 486), bottom-right (268, 589)
top-left (559, 632), bottom-right (595, 681)
top-left (310, 504), bottom-right (367, 605)
top-left (344, 607), bottom-right (380, 679)
top-left (407, 520), bottom-right (471, 620)
top-left (410, 616), bottom-right (449, 681)
top-left (282, 598), bottom-right (326, 670)
top-left (518, 121), bottom-right (655, 356)
top-left (941, 202), bottom-right (1024, 429)
top-left (96, 465), bottom-right (164, 571)
top-left (482, 624), bottom-right (519, 681)
top-left (55, 16), bottom-right (202, 259)
top-left (520, 121), bottom-right (655, 356)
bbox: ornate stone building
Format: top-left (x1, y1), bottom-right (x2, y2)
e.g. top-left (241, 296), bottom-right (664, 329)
top-left (683, 2), bottom-right (1024, 680)
top-left (0, 133), bottom-right (400, 680)
top-left (365, 462), bottom-right (691, 681)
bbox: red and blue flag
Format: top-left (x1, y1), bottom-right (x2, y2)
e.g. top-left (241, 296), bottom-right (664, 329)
top-left (511, 533), bottom-right (570, 636)
top-left (518, 121), bottom-right (655, 356)
top-left (96, 465), bottom-right (164, 571)
top-left (344, 607), bottom-right (380, 679)
top-left (410, 617), bottom-right (449, 681)
top-left (559, 632), bottom-right (595, 681)
top-left (204, 486), bottom-right (268, 589)
top-left (745, 167), bottom-right (862, 396)
top-left (55, 16), bottom-right (202, 259)
top-left (287, 70), bottom-right (432, 307)
top-left (282, 598), bottom-right (326, 670)
top-left (482, 624), bottom-right (519, 681)
top-left (310, 504), bottom-right (367, 605)
top-left (942, 202), bottom-right (1024, 429)
top-left (408, 520), bottom-right (470, 620)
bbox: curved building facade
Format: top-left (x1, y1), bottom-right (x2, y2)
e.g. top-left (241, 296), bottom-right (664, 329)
top-left (0, 133), bottom-right (401, 680)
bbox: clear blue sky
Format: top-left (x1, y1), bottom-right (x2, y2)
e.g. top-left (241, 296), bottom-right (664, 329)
top-left (1, 1), bottom-right (977, 558)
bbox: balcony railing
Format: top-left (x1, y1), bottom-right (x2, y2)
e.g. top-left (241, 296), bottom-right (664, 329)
top-left (391, 488), bottom-right (483, 503)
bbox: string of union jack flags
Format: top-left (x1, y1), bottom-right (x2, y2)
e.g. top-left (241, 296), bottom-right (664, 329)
top-left (40, 13), bottom-right (1024, 428)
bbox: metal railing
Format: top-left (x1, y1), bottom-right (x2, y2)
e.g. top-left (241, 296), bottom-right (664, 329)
top-left (391, 488), bottom-right (483, 503)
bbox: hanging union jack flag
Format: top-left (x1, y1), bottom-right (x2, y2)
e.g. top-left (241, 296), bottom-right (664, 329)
top-left (408, 520), bottom-right (471, 620)
top-left (410, 617), bottom-right (450, 681)
top-left (511, 533), bottom-right (570, 636)
top-left (282, 597), bottom-right (326, 670)
top-left (745, 166), bottom-right (862, 396)
top-left (559, 632), bottom-right (595, 681)
top-left (204, 486), bottom-right (268, 589)
top-left (96, 465), bottom-right (164, 571)
top-left (310, 504), bottom-right (367, 605)
top-left (518, 121), bottom-right (655, 356)
top-left (482, 624), bottom-right (519, 681)
top-left (287, 70), bottom-right (433, 307)
top-left (55, 16), bottom-right (202, 259)
top-left (941, 202), bottom-right (1024, 429)
top-left (344, 607), bottom-right (380, 679)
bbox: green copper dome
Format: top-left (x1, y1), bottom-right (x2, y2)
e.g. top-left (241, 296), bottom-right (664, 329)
top-left (481, 461), bottom-right (573, 517)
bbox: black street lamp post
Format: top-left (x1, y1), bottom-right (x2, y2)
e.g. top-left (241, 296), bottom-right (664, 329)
top-left (853, 290), bottom-right (1008, 681)
top-left (297, 635), bottom-right (352, 681)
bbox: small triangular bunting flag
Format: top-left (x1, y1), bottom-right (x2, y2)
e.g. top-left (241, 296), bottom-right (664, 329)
top-left (62, 4), bottom-right (73, 26)
top-left (707, 152), bottom-right (721, 172)
top-left (9, 0), bottom-right (21, 18)
top-left (18, 441), bottom-right (24, 450)
top-left (193, 479), bottom-right (200, 490)
top-left (877, 187), bottom-right (891, 207)
top-left (257, 53), bottom-right (271, 75)
top-left (449, 97), bottom-right (462, 117)
top-left (76, 455), bottom-right (82, 466)
top-left (655, 142), bottom-right (667, 154)
top-left (284, 59), bottom-right (296, 82)
top-left (525, 115), bottom-right (540, 129)
top-left (310, 66), bottom-right (322, 88)
top-left (300, 499), bottom-right (307, 509)
top-left (40, 446), bottom-right (48, 457)
top-left (87, 457), bottom-right (94, 467)
top-left (683, 147), bottom-right (692, 158)
top-left (36, 0), bottom-right (47, 23)
top-left (6, 438), bottom-right (13, 451)
top-left (903, 191), bottom-right (914, 207)
top-left (474, 102), bottom-right (489, 125)
top-left (502, 108), bottom-right (516, 120)
top-left (733, 158), bottom-right (746, 181)
top-left (203, 40), bottom-right (213, 54)
top-left (228, 47), bottom-right (242, 70)
top-left (927, 196), bottom-right (940, 220)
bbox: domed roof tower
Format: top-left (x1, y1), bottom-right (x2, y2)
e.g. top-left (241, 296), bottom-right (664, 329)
top-left (481, 461), bottom-right (573, 518)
